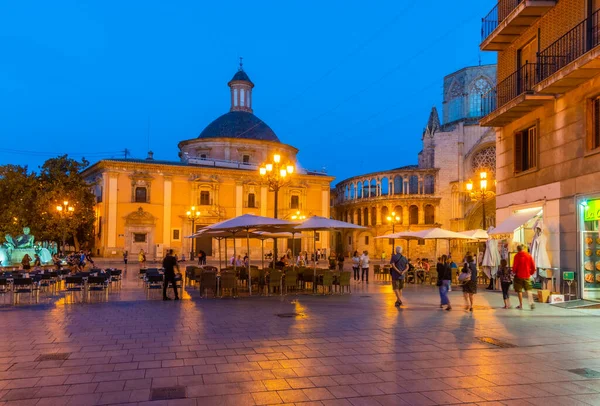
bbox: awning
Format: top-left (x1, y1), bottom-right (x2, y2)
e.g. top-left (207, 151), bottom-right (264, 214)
top-left (490, 207), bottom-right (542, 238)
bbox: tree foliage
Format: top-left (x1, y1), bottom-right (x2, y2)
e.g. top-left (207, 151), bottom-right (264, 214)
top-left (0, 156), bottom-right (96, 250)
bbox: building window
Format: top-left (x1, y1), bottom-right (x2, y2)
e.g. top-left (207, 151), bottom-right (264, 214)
top-left (242, 154), bottom-right (250, 164)
top-left (348, 236), bottom-right (352, 245)
top-left (97, 216), bottom-right (102, 238)
top-left (468, 78), bottom-right (492, 118)
top-left (424, 204), bottom-right (435, 224)
top-left (591, 96), bottom-right (600, 150)
top-left (135, 187), bottom-right (148, 203)
top-left (133, 233), bottom-right (146, 243)
top-left (364, 236), bottom-right (369, 245)
top-left (247, 193), bottom-right (256, 208)
top-left (290, 195), bottom-right (299, 209)
top-left (409, 176), bottom-right (419, 194)
top-left (199, 191), bottom-right (211, 206)
top-left (315, 232), bottom-right (320, 242)
top-left (472, 146), bottom-right (497, 175)
top-left (424, 175), bottom-right (435, 194)
top-left (514, 125), bottom-right (537, 173)
top-left (200, 154), bottom-right (207, 159)
top-left (172, 229), bottom-right (181, 241)
top-left (388, 239), bottom-right (394, 245)
top-left (409, 205), bottom-right (419, 225)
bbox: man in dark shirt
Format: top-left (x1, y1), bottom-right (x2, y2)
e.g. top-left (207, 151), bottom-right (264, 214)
top-left (390, 246), bottom-right (409, 307)
top-left (162, 249), bottom-right (180, 301)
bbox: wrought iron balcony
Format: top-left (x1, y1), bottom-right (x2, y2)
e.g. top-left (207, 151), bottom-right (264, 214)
top-left (481, 0), bottom-right (556, 51)
top-left (536, 9), bottom-right (600, 94)
top-left (480, 63), bottom-right (554, 126)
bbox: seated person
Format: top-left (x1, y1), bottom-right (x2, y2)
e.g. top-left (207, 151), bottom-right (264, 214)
top-left (275, 256), bottom-right (286, 269)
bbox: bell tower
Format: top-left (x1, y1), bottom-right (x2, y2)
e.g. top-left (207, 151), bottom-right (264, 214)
top-left (228, 57), bottom-right (254, 113)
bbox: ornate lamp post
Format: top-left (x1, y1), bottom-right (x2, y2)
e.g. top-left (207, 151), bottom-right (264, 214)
top-left (259, 153), bottom-right (295, 264)
top-left (186, 206), bottom-right (201, 260)
top-left (386, 211), bottom-right (401, 252)
top-left (56, 201), bottom-right (74, 254)
top-left (466, 171), bottom-right (495, 230)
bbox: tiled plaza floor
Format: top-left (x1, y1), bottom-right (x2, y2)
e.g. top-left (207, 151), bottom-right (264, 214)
top-left (2, 263), bottom-right (600, 406)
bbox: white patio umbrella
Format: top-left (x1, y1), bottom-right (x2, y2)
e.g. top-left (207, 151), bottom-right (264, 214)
top-left (197, 214), bottom-right (296, 295)
top-left (376, 227), bottom-right (476, 259)
top-left (459, 229), bottom-right (489, 240)
top-left (294, 216), bottom-right (365, 291)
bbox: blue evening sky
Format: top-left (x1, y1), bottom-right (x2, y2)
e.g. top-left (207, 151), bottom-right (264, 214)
top-left (0, 1), bottom-right (496, 183)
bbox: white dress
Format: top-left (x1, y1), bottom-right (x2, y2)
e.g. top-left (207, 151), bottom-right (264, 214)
top-left (482, 238), bottom-right (500, 278)
top-left (531, 232), bottom-right (551, 270)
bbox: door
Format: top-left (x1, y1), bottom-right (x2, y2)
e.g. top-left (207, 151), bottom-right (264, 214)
top-left (517, 37), bottom-right (538, 92)
top-left (287, 238), bottom-right (301, 256)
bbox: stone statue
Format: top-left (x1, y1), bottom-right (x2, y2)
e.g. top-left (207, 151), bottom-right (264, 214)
top-left (15, 227), bottom-right (34, 248)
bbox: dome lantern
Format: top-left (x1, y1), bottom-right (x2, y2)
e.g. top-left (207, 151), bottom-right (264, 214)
top-left (228, 57), bottom-right (254, 113)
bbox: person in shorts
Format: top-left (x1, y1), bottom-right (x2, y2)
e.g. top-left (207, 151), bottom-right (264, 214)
top-left (390, 246), bottom-right (408, 307)
top-left (512, 245), bottom-right (536, 310)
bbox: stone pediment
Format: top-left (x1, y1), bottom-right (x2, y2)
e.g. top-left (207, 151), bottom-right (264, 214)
top-left (190, 174), bottom-right (220, 183)
top-left (129, 171), bottom-right (154, 182)
top-left (125, 207), bottom-right (156, 226)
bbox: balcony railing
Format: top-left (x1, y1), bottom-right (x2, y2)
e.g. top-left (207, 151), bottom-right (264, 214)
top-left (482, 0), bottom-right (524, 41)
top-left (482, 62), bottom-right (541, 115)
top-left (538, 9), bottom-right (600, 81)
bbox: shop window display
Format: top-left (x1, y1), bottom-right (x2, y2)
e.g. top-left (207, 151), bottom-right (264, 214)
top-left (580, 199), bottom-right (600, 300)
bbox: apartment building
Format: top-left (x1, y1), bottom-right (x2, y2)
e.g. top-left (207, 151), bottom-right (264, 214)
top-left (480, 0), bottom-right (600, 300)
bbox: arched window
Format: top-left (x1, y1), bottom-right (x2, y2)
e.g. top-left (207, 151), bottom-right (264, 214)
top-left (381, 177), bottom-right (389, 195)
top-left (350, 184), bottom-right (355, 199)
top-left (468, 78), bottom-right (492, 118)
top-left (371, 207), bottom-right (377, 226)
top-left (363, 208), bottom-right (369, 226)
top-left (135, 187), bottom-right (147, 203)
top-left (424, 175), bottom-right (435, 194)
top-left (409, 176), bottom-right (419, 194)
top-left (344, 185), bottom-right (349, 201)
top-left (393, 175), bottom-right (402, 195)
top-left (381, 206), bottom-right (389, 221)
top-left (447, 80), bottom-right (464, 123)
top-left (424, 205), bottom-right (435, 224)
top-left (357, 183), bottom-right (362, 199)
top-left (471, 146), bottom-right (497, 175)
top-left (357, 209), bottom-right (362, 226)
top-left (370, 179), bottom-right (377, 197)
top-left (409, 205), bottom-right (419, 225)
top-left (363, 180), bottom-right (369, 198)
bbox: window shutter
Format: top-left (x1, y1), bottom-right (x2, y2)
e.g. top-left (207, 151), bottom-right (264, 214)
top-left (528, 126), bottom-right (537, 169)
top-left (514, 131), bottom-right (523, 173)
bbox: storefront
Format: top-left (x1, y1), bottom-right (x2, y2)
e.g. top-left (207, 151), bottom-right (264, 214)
top-left (578, 196), bottom-right (600, 301)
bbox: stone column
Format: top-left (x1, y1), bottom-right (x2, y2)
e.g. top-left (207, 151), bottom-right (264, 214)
top-left (402, 205), bottom-right (409, 226)
top-left (418, 204), bottom-right (425, 225)
top-left (376, 204), bottom-right (382, 225)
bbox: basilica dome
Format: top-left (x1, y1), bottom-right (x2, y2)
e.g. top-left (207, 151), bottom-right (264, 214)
top-left (198, 110), bottom-right (279, 142)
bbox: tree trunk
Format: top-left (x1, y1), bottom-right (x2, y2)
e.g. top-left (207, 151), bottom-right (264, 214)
top-left (73, 233), bottom-right (80, 251)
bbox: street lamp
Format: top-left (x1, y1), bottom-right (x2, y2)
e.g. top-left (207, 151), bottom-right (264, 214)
top-left (186, 206), bottom-right (201, 260)
top-left (56, 201), bottom-right (75, 254)
top-left (259, 153), bottom-right (295, 264)
top-left (386, 211), bottom-right (401, 252)
top-left (291, 210), bottom-right (306, 221)
top-left (466, 171), bottom-right (495, 230)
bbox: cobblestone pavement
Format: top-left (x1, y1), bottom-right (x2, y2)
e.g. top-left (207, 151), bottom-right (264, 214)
top-left (2, 263), bottom-right (600, 406)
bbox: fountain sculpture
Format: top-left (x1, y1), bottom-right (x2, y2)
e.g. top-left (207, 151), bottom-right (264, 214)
top-left (0, 227), bottom-right (53, 266)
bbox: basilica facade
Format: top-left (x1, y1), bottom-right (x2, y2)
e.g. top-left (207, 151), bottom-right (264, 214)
top-left (84, 65), bottom-right (333, 260)
top-left (332, 64), bottom-right (497, 259)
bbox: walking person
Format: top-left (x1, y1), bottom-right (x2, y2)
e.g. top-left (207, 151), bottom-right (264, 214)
top-left (138, 249), bottom-right (146, 268)
top-left (123, 250), bottom-right (128, 265)
top-left (352, 251), bottom-right (360, 281)
top-left (390, 246), bottom-right (408, 307)
top-left (461, 255), bottom-right (478, 312)
top-left (512, 245), bottom-right (536, 310)
top-left (162, 249), bottom-right (180, 301)
top-left (497, 258), bottom-right (513, 309)
top-left (437, 255), bottom-right (452, 310)
top-left (360, 250), bottom-right (370, 284)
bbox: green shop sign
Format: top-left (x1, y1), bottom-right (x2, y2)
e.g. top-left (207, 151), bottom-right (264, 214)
top-left (584, 200), bottom-right (600, 221)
